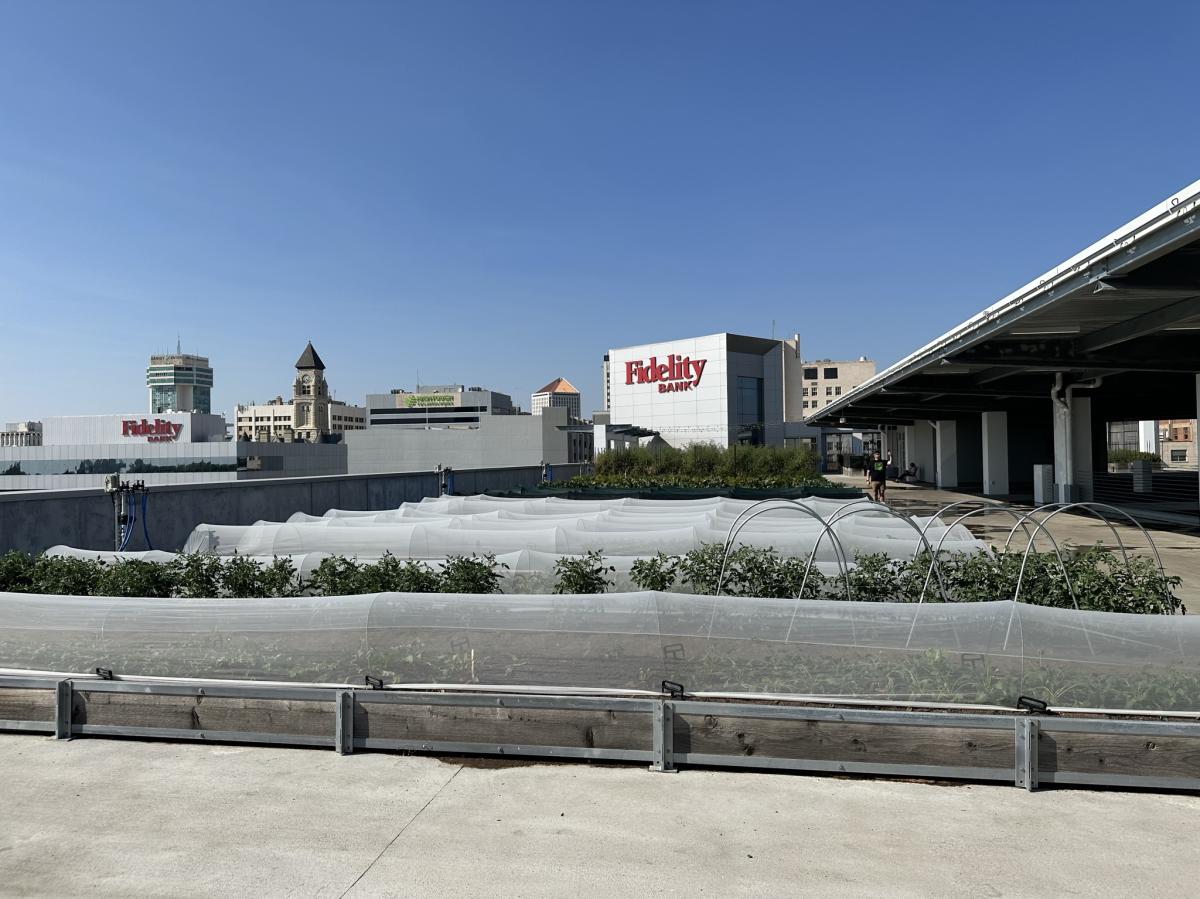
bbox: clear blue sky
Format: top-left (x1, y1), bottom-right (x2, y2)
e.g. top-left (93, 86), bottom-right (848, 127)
top-left (2, 1), bottom-right (1198, 422)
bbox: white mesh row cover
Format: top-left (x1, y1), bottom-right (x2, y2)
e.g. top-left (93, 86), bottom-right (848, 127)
top-left (1, 590), bottom-right (1195, 712)
top-left (185, 494), bottom-right (986, 561)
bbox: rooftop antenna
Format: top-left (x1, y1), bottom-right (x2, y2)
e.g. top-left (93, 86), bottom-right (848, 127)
top-left (771, 320), bottom-right (776, 339)
top-left (176, 334), bottom-right (181, 355)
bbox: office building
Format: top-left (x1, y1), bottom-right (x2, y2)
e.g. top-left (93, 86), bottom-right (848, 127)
top-left (532, 378), bottom-right (581, 419)
top-left (147, 350), bottom-right (213, 414)
top-left (367, 385), bottom-right (516, 428)
top-left (798, 357), bottom-right (876, 416)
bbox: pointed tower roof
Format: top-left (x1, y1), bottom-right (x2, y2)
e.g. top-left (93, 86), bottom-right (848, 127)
top-left (295, 341), bottom-right (326, 371)
top-left (535, 377), bottom-right (579, 395)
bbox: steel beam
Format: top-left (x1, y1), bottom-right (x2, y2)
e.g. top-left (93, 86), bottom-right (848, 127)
top-left (1074, 294), bottom-right (1200, 353)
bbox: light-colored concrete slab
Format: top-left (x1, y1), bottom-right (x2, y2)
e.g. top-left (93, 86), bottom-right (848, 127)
top-left (1, 734), bottom-right (1197, 898)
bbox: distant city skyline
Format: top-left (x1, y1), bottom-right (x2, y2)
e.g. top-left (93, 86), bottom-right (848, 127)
top-left (2, 2), bottom-right (1198, 423)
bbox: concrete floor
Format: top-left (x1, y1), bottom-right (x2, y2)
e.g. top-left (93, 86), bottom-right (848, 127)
top-left (1, 733), bottom-right (1197, 898)
top-left (829, 474), bottom-right (1200, 608)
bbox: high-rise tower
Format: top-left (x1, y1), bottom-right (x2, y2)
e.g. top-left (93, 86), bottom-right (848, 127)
top-left (147, 347), bottom-right (213, 414)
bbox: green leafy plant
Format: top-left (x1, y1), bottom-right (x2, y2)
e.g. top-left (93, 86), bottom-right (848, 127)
top-left (553, 550), bottom-right (616, 594)
top-left (629, 552), bottom-right (681, 591)
top-left (0, 551), bottom-right (38, 592)
top-left (170, 553), bottom-right (225, 598)
top-left (93, 560), bottom-right (176, 598)
top-left (569, 443), bottom-right (829, 490)
top-left (438, 554), bottom-right (508, 594)
top-left (302, 556), bottom-right (363, 597)
top-left (256, 557), bottom-right (301, 598)
top-left (357, 553), bottom-right (440, 593)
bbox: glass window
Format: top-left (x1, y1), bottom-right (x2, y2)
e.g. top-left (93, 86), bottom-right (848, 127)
top-left (1171, 449), bottom-right (1187, 462)
top-left (825, 386), bottom-right (834, 396)
top-left (735, 376), bottom-right (764, 445)
top-left (835, 386), bottom-right (842, 396)
top-left (823, 367), bottom-right (838, 379)
top-left (803, 367), bottom-right (818, 380)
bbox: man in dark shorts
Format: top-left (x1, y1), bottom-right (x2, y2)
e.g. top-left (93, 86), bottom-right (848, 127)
top-left (867, 450), bottom-right (891, 502)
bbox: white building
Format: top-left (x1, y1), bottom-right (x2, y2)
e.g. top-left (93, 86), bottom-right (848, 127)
top-left (606, 333), bottom-right (786, 448)
top-left (234, 342), bottom-right (366, 442)
top-left (367, 385), bottom-right (516, 428)
top-left (147, 350), bottom-right (214, 414)
top-left (0, 412), bottom-right (347, 489)
top-left (532, 378), bottom-right (581, 419)
top-left (0, 421), bottom-right (42, 448)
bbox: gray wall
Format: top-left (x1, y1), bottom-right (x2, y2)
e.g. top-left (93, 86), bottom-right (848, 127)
top-left (0, 464), bottom-right (587, 555)
top-left (346, 407), bottom-right (573, 474)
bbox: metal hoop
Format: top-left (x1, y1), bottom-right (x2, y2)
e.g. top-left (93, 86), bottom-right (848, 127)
top-left (716, 501), bottom-right (853, 601)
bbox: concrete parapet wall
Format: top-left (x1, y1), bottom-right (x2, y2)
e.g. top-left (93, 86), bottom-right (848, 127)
top-left (0, 464), bottom-right (585, 554)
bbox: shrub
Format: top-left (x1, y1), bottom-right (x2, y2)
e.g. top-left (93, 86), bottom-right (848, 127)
top-left (553, 550), bottom-right (615, 594)
top-left (170, 553), bottom-right (225, 598)
top-left (1108, 449), bottom-right (1162, 468)
top-left (256, 557), bottom-right (302, 598)
top-left (0, 551), bottom-right (38, 592)
top-left (630, 552), bottom-right (680, 591)
top-left (439, 554), bottom-right (508, 594)
top-left (94, 560), bottom-right (176, 598)
top-left (31, 556), bottom-right (102, 596)
top-left (358, 554), bottom-right (440, 593)
top-left (303, 556), bottom-right (363, 597)
top-left (583, 443), bottom-right (827, 489)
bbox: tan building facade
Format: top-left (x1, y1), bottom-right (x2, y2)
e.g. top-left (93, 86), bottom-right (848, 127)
top-left (235, 343), bottom-right (366, 442)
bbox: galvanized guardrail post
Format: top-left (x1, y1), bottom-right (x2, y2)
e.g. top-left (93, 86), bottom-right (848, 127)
top-left (55, 680), bottom-right (73, 740)
top-left (1014, 718), bottom-right (1040, 791)
top-left (651, 699), bottom-right (676, 773)
top-left (334, 690), bottom-right (354, 755)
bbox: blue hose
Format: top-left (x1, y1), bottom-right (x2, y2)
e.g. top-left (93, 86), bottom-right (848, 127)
top-left (119, 499), bottom-right (136, 552)
top-left (141, 492), bottom-right (153, 550)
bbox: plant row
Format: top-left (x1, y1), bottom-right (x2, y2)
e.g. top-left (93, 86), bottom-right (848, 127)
top-left (0, 544), bottom-right (1182, 614)
top-left (573, 443), bottom-right (828, 489)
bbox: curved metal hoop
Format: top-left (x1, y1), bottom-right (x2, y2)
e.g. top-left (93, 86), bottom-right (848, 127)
top-left (915, 503), bottom-right (1072, 605)
top-left (716, 500), bottom-right (853, 602)
top-left (917, 499), bottom-right (1033, 547)
top-left (818, 503), bottom-right (953, 606)
top-left (1011, 502), bottom-right (1171, 611)
top-left (1002, 502), bottom-right (1131, 570)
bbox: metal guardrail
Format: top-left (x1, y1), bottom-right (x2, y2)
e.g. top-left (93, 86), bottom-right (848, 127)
top-left (2, 674), bottom-right (1197, 793)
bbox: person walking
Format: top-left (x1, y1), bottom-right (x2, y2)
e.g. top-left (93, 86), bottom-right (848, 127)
top-left (868, 450), bottom-right (891, 502)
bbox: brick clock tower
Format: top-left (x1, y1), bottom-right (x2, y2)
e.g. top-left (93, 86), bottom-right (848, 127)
top-left (292, 341), bottom-right (330, 442)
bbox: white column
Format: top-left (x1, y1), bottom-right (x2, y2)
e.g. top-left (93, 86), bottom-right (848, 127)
top-left (981, 411), bottom-right (1009, 496)
top-left (1052, 398), bottom-right (1071, 503)
top-left (1139, 420), bottom-right (1158, 454)
top-left (1053, 394), bottom-right (1094, 502)
top-left (910, 421), bottom-right (935, 483)
top-left (935, 420), bottom-right (958, 489)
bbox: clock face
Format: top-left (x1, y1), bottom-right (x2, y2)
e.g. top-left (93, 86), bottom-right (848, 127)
top-left (302, 374), bottom-right (312, 384)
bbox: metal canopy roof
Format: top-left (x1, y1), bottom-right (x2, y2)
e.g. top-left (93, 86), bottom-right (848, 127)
top-left (808, 180), bottom-right (1200, 428)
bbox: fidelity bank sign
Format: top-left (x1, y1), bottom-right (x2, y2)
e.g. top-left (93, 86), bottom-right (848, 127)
top-left (122, 418), bottom-right (184, 442)
top-left (624, 355), bottom-right (707, 393)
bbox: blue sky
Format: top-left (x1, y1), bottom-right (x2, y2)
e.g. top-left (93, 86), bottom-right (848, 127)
top-left (1, 1), bottom-right (1198, 422)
